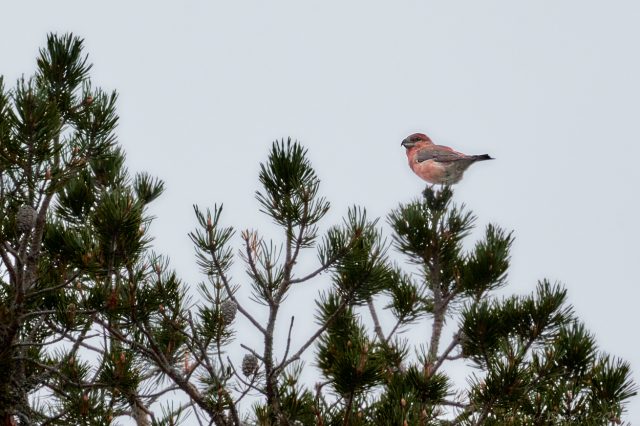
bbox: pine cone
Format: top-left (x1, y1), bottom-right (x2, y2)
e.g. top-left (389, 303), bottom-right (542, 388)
top-left (220, 300), bottom-right (237, 324)
top-left (241, 354), bottom-right (259, 377)
top-left (17, 205), bottom-right (36, 233)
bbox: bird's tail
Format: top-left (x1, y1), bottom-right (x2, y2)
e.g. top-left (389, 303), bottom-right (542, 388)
top-left (472, 154), bottom-right (494, 161)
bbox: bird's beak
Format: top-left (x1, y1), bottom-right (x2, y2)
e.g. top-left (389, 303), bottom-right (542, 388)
top-left (401, 139), bottom-right (413, 148)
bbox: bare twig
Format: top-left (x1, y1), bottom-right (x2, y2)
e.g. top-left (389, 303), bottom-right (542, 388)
top-left (278, 296), bottom-right (350, 372)
top-left (442, 399), bottom-right (468, 409)
top-left (289, 263), bottom-right (333, 285)
top-left (26, 271), bottom-right (81, 298)
top-left (431, 332), bottom-right (461, 376)
top-left (275, 316), bottom-right (295, 372)
top-left (367, 297), bottom-right (385, 343)
top-left (384, 319), bottom-right (402, 344)
top-left (240, 344), bottom-right (264, 362)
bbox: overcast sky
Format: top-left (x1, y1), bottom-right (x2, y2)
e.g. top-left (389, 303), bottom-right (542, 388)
top-left (2, 0), bottom-right (639, 422)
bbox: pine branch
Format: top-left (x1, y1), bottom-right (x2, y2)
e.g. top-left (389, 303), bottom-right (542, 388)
top-left (431, 332), bottom-right (461, 376)
top-left (281, 316), bottom-right (295, 364)
top-left (0, 243), bottom-right (16, 284)
top-left (226, 356), bottom-right (262, 394)
top-left (127, 393), bottom-right (153, 426)
top-left (242, 232), bottom-right (274, 305)
top-left (342, 389), bottom-right (355, 426)
top-left (240, 344), bottom-right (265, 363)
top-left (226, 390), bottom-right (241, 426)
top-left (96, 317), bottom-right (218, 420)
top-left (25, 271), bottom-right (81, 299)
top-left (277, 296), bottom-right (350, 373)
top-left (23, 188), bottom-right (56, 293)
top-left (288, 262), bottom-right (334, 284)
top-left (139, 386), bottom-right (180, 400)
top-left (442, 399), bottom-right (468, 409)
top-left (211, 246), bottom-right (266, 335)
top-left (384, 319), bottom-right (402, 344)
top-left (177, 310), bottom-right (216, 379)
top-left (367, 297), bottom-right (386, 343)
top-left (46, 321), bottom-right (105, 353)
top-left (428, 303), bottom-right (446, 362)
top-left (191, 402), bottom-right (206, 426)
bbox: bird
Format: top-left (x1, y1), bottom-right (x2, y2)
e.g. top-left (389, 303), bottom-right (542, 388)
top-left (401, 133), bottom-right (493, 185)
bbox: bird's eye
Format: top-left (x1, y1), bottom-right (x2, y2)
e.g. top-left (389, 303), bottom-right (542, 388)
top-left (410, 136), bottom-right (420, 142)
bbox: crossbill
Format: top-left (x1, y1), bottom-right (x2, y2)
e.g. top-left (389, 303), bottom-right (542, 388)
top-left (401, 133), bottom-right (493, 185)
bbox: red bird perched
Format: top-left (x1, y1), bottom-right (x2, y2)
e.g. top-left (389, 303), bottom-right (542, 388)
top-left (401, 133), bottom-right (493, 185)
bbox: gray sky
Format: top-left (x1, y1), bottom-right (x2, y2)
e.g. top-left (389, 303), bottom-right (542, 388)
top-left (2, 0), bottom-right (639, 422)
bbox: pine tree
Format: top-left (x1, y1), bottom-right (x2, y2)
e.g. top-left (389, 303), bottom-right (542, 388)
top-left (312, 186), bottom-right (637, 425)
top-left (0, 33), bottom-right (168, 425)
top-left (185, 139), bottom-right (390, 425)
top-left (0, 33), bottom-right (635, 426)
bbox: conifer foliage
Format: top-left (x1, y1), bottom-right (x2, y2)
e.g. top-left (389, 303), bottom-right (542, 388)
top-left (0, 34), bottom-right (636, 425)
top-left (0, 33), bottom-right (166, 425)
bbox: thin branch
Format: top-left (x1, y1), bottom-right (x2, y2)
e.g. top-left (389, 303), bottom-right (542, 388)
top-left (47, 322), bottom-right (105, 354)
top-left (342, 389), bottom-right (355, 426)
top-left (26, 271), bottom-right (81, 298)
top-left (367, 297), bottom-right (385, 343)
top-left (277, 316), bottom-right (295, 371)
top-left (445, 353), bottom-right (463, 361)
top-left (211, 249), bottom-right (266, 335)
top-left (243, 239), bottom-right (273, 306)
top-left (289, 262), bottom-right (333, 285)
top-left (178, 310), bottom-right (216, 377)
top-left (289, 232), bottom-right (360, 285)
top-left (226, 356), bottom-right (262, 395)
top-left (18, 309), bottom-right (58, 319)
top-left (14, 333), bottom-right (66, 347)
top-left (192, 402), bottom-right (205, 426)
top-left (384, 319), bottom-right (402, 344)
top-left (18, 357), bottom-right (104, 389)
top-left (240, 344), bottom-right (264, 362)
top-left (442, 399), bottom-right (468, 409)
top-left (0, 243), bottom-right (16, 284)
top-left (1, 241), bottom-right (19, 257)
top-left (139, 385), bottom-right (180, 400)
top-left (431, 332), bottom-right (461, 376)
top-left (115, 319), bottom-right (226, 426)
top-left (278, 296), bottom-right (350, 372)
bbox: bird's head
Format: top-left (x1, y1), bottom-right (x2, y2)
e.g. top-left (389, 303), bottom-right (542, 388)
top-left (401, 133), bottom-right (432, 148)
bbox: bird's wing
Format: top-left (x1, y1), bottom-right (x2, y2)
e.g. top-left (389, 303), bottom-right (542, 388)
top-left (414, 145), bottom-right (466, 163)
